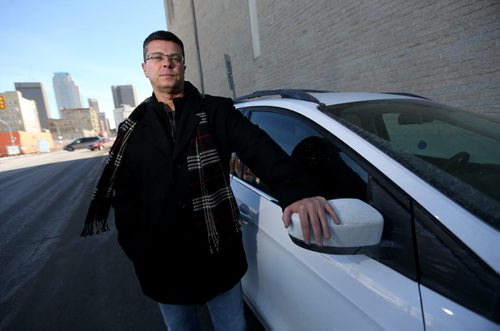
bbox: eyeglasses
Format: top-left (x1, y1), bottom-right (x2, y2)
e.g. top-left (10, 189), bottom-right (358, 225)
top-left (145, 52), bottom-right (184, 65)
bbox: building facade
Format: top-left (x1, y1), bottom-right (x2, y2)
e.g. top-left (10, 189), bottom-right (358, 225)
top-left (88, 98), bottom-right (100, 112)
top-left (165, 0), bottom-right (500, 119)
top-left (14, 82), bottom-right (52, 130)
top-left (56, 107), bottom-right (100, 140)
top-left (113, 104), bottom-right (135, 127)
top-left (111, 85), bottom-right (137, 108)
top-left (53, 72), bottom-right (82, 111)
top-left (98, 112), bottom-right (111, 136)
top-left (0, 91), bottom-right (41, 133)
top-left (87, 98), bottom-right (111, 136)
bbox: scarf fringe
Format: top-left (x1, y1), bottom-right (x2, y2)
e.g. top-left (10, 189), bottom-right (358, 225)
top-left (207, 221), bottom-right (220, 254)
top-left (81, 197), bottom-right (112, 237)
top-left (81, 218), bottom-right (110, 236)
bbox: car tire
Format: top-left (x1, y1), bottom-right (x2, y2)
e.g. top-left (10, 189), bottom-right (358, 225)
top-left (67, 147), bottom-right (74, 151)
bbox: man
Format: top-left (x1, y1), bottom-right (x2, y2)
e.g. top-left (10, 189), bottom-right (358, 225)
top-left (82, 30), bottom-right (338, 330)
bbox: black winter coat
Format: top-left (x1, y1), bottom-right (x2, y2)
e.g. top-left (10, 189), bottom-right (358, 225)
top-left (111, 82), bottom-right (316, 304)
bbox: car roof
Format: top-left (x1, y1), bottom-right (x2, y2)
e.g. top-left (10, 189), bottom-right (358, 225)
top-left (234, 90), bottom-right (425, 108)
top-left (310, 91), bottom-right (424, 106)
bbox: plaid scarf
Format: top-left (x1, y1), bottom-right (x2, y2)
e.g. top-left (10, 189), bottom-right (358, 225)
top-left (189, 111), bottom-right (241, 253)
top-left (82, 97), bottom-right (241, 254)
top-left (81, 99), bottom-right (146, 237)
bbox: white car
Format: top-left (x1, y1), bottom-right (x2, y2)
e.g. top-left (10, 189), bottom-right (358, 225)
top-left (230, 90), bottom-right (500, 330)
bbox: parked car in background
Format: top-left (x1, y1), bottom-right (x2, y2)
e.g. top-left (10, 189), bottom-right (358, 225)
top-left (230, 90), bottom-right (499, 330)
top-left (88, 137), bottom-right (110, 151)
top-left (63, 136), bottom-right (101, 151)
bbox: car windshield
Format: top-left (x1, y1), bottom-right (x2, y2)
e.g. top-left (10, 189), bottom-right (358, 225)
top-left (324, 99), bottom-right (500, 229)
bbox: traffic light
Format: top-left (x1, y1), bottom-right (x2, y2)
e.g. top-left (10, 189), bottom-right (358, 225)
top-left (0, 96), bottom-right (5, 109)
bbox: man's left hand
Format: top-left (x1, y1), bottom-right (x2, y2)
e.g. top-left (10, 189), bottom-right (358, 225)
top-left (282, 196), bottom-right (339, 246)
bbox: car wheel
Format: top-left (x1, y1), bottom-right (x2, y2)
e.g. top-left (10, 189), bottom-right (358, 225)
top-left (67, 147), bottom-right (74, 151)
top-left (99, 145), bottom-right (104, 150)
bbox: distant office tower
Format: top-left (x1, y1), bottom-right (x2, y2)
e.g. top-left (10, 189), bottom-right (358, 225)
top-left (88, 98), bottom-right (100, 112)
top-left (98, 112), bottom-right (111, 135)
top-left (111, 85), bottom-right (137, 108)
top-left (14, 82), bottom-right (52, 130)
top-left (52, 72), bottom-right (82, 111)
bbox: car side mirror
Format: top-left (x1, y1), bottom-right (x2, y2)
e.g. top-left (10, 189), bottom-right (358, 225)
top-left (288, 199), bottom-right (384, 255)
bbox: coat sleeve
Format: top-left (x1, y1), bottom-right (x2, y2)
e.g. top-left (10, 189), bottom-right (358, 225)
top-left (218, 99), bottom-right (320, 208)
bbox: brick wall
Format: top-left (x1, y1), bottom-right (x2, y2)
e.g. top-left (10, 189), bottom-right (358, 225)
top-left (167, 0), bottom-right (500, 119)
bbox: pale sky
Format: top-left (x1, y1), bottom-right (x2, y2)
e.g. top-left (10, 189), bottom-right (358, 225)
top-left (0, 0), bottom-right (167, 128)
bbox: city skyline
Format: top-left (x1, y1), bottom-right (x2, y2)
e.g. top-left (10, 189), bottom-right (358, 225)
top-left (0, 0), bottom-right (167, 128)
top-left (10, 76), bottom-right (138, 133)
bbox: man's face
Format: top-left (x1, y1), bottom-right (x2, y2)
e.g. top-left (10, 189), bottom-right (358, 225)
top-left (142, 40), bottom-right (186, 95)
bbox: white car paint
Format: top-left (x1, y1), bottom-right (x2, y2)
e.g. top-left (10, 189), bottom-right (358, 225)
top-left (232, 177), bottom-right (424, 330)
top-left (420, 287), bottom-right (499, 331)
top-left (232, 92), bottom-right (499, 330)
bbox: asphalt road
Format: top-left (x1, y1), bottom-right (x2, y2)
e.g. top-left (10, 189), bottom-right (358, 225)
top-left (0, 150), bottom-right (262, 331)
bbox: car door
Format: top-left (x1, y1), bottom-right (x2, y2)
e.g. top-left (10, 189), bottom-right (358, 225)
top-left (76, 137), bottom-right (92, 149)
top-left (71, 138), bottom-right (82, 148)
top-left (230, 106), bottom-right (425, 330)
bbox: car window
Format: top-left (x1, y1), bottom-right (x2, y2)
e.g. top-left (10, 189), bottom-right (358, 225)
top-left (249, 111), bottom-right (321, 155)
top-left (326, 100), bottom-right (500, 229)
top-left (233, 107), bottom-right (418, 280)
top-left (383, 112), bottom-right (500, 164)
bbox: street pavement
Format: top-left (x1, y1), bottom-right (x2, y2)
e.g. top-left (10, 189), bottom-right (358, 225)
top-left (0, 150), bottom-right (263, 330)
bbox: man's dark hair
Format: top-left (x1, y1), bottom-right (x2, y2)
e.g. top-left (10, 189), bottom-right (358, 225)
top-left (142, 30), bottom-right (184, 61)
